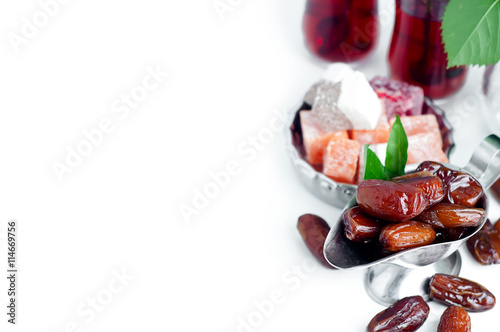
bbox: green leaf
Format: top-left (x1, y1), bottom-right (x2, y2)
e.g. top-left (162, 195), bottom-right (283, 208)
top-left (363, 145), bottom-right (389, 181)
top-left (384, 115), bottom-right (408, 178)
top-left (442, 0), bottom-right (500, 68)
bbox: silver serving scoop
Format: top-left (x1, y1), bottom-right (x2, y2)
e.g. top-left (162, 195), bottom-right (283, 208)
top-left (323, 135), bottom-right (500, 305)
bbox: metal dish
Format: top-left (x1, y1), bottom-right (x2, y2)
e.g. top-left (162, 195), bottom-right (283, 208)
top-left (324, 135), bottom-right (500, 305)
top-left (287, 98), bottom-right (454, 208)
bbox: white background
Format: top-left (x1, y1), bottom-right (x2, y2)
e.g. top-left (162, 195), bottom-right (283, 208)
top-left (1, 0), bottom-right (500, 331)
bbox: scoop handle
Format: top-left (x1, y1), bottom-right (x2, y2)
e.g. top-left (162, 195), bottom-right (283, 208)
top-left (462, 135), bottom-right (500, 190)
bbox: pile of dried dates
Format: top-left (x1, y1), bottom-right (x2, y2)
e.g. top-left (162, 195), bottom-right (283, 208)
top-left (296, 161), bottom-right (487, 264)
top-left (344, 161), bottom-right (485, 251)
top-left (295, 160), bottom-right (498, 331)
top-left (367, 273), bottom-right (495, 331)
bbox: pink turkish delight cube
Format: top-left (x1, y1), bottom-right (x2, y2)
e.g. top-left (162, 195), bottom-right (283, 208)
top-left (300, 111), bottom-right (349, 165)
top-left (407, 133), bottom-right (448, 165)
top-left (369, 76), bottom-right (424, 120)
top-left (390, 114), bottom-right (442, 148)
top-left (323, 138), bottom-right (361, 184)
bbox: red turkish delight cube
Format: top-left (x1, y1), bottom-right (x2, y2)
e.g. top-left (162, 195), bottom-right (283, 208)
top-left (323, 138), bottom-right (361, 184)
top-left (300, 111), bottom-right (349, 165)
top-left (369, 76), bottom-right (424, 119)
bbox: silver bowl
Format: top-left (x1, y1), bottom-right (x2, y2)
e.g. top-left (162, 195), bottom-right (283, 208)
top-left (286, 98), bottom-right (454, 208)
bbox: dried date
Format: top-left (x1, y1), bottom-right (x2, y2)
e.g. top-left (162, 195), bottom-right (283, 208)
top-left (429, 273), bottom-right (496, 311)
top-left (394, 175), bottom-right (445, 206)
top-left (366, 295), bottom-right (429, 332)
top-left (342, 206), bottom-right (382, 243)
top-left (446, 172), bottom-right (484, 207)
top-left (379, 221), bottom-right (436, 252)
top-left (436, 166), bottom-right (484, 207)
top-left (437, 306), bottom-right (471, 332)
top-left (413, 203), bottom-right (485, 228)
top-left (357, 180), bottom-right (429, 222)
top-left (466, 220), bottom-right (500, 265)
top-left (297, 214), bottom-right (333, 268)
top-left (416, 161), bottom-right (443, 174)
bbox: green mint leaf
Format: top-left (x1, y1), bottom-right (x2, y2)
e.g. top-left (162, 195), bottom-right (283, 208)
top-left (442, 0), bottom-right (500, 68)
top-left (385, 115), bottom-right (408, 178)
top-left (363, 145), bottom-right (389, 181)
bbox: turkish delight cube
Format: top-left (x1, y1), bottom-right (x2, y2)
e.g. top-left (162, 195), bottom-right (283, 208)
top-left (311, 81), bottom-right (353, 131)
top-left (407, 133), bottom-right (448, 165)
top-left (390, 114), bottom-right (442, 148)
top-left (370, 76), bottom-right (424, 119)
top-left (300, 111), bottom-right (349, 165)
top-left (323, 138), bottom-right (361, 184)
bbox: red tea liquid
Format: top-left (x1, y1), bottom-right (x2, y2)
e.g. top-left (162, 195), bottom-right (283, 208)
top-left (303, 0), bottom-right (378, 62)
top-left (388, 0), bottom-right (467, 99)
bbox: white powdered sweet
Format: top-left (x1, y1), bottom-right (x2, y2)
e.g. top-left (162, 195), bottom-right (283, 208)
top-left (312, 81), bottom-right (353, 131)
top-left (336, 71), bottom-right (382, 130)
top-left (310, 63), bottom-right (382, 132)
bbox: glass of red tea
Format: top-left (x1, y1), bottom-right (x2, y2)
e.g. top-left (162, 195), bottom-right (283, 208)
top-left (303, 0), bottom-right (379, 63)
top-left (388, 0), bottom-right (467, 99)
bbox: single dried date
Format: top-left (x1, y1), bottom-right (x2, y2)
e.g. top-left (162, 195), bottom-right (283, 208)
top-left (413, 203), bottom-right (485, 228)
top-left (366, 295), bottom-right (429, 332)
top-left (466, 220), bottom-right (500, 265)
top-left (297, 214), bottom-right (333, 268)
top-left (357, 180), bottom-right (429, 222)
top-left (379, 221), bottom-right (436, 252)
top-left (436, 166), bottom-right (484, 207)
top-left (343, 206), bottom-right (382, 243)
top-left (429, 273), bottom-right (496, 311)
top-left (445, 171), bottom-right (484, 207)
top-left (394, 174), bottom-right (445, 206)
top-left (416, 160), bottom-right (443, 174)
top-left (437, 306), bottom-right (471, 332)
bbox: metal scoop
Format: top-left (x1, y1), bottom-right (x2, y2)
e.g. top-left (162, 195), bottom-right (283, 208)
top-left (323, 135), bottom-right (500, 305)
